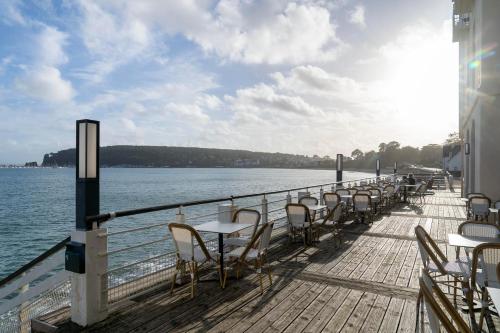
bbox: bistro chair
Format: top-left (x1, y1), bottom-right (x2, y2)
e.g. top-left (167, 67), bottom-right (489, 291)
top-left (285, 203), bottom-right (313, 246)
top-left (224, 222), bottom-right (275, 294)
top-left (414, 225), bottom-right (469, 305)
top-left (465, 192), bottom-right (487, 219)
top-left (226, 208), bottom-right (261, 248)
top-left (299, 196), bottom-right (319, 221)
top-left (336, 188), bottom-right (352, 213)
top-left (323, 192), bottom-right (341, 212)
top-left (369, 188), bottom-right (382, 213)
top-left (470, 196), bottom-right (491, 221)
top-left (168, 223), bottom-right (222, 298)
top-left (416, 270), bottom-right (472, 333)
top-left (457, 221), bottom-right (499, 258)
top-left (383, 184), bottom-right (396, 207)
top-left (470, 243), bottom-right (500, 329)
top-left (352, 193), bottom-right (373, 224)
top-left (312, 203), bottom-right (343, 245)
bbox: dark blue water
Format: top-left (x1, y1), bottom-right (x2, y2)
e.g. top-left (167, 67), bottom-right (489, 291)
top-left (0, 168), bottom-right (373, 278)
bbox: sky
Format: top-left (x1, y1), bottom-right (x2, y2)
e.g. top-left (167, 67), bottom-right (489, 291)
top-left (0, 0), bottom-right (458, 164)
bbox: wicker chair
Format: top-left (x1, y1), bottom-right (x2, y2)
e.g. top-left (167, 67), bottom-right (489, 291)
top-left (414, 225), bottom-right (469, 305)
top-left (465, 192), bottom-right (487, 219)
top-left (312, 203), bottom-right (343, 244)
top-left (416, 270), bottom-right (472, 333)
top-left (469, 196), bottom-right (491, 221)
top-left (323, 192), bottom-right (341, 212)
top-left (168, 223), bottom-right (222, 298)
top-left (353, 193), bottom-right (373, 224)
top-left (285, 203), bottom-right (313, 246)
top-left (299, 196), bottom-right (319, 221)
top-left (383, 184), bottom-right (396, 207)
top-left (369, 189), bottom-right (382, 213)
top-left (226, 208), bottom-right (261, 248)
top-left (470, 243), bottom-right (500, 328)
top-left (336, 188), bottom-right (352, 213)
top-left (224, 222), bottom-right (275, 293)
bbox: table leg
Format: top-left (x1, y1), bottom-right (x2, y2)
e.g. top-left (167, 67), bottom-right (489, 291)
top-left (403, 187), bottom-right (407, 203)
top-left (219, 233), bottom-right (224, 275)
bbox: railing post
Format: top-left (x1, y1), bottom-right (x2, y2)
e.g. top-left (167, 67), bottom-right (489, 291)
top-left (286, 192), bottom-right (292, 204)
top-left (336, 154), bottom-right (343, 183)
top-left (176, 206), bottom-right (185, 223)
top-left (18, 275), bottom-right (29, 333)
top-left (67, 119), bottom-right (108, 327)
top-left (261, 196), bottom-right (268, 224)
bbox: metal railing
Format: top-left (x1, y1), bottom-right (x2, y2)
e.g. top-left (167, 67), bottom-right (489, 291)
top-left (0, 174), bottom-right (402, 332)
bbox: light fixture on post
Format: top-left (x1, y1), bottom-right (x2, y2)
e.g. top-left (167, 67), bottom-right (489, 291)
top-left (76, 119), bottom-right (100, 230)
top-left (67, 119), bottom-right (107, 327)
top-left (376, 159), bottom-right (381, 177)
top-left (336, 154), bottom-right (343, 183)
top-left (464, 142), bottom-right (470, 155)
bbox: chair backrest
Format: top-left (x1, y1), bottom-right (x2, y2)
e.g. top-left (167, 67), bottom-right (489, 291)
top-left (353, 193), bottom-right (371, 211)
top-left (321, 203), bottom-right (342, 225)
top-left (369, 189), bottom-right (381, 198)
top-left (470, 196), bottom-right (491, 215)
top-left (417, 183), bottom-right (427, 193)
top-left (458, 221), bottom-right (499, 238)
top-left (238, 222), bottom-right (275, 261)
top-left (356, 190), bottom-right (371, 196)
top-left (232, 208), bottom-right (261, 237)
top-left (495, 200), bottom-right (500, 209)
top-left (285, 203), bottom-right (311, 228)
top-left (414, 226), bottom-right (447, 274)
top-left (347, 188), bottom-right (358, 195)
top-left (336, 189), bottom-right (350, 196)
top-left (471, 243), bottom-right (500, 288)
top-left (384, 185), bottom-right (395, 195)
top-left (323, 192), bottom-right (340, 210)
top-left (467, 192), bottom-right (486, 199)
top-left (299, 196), bottom-right (318, 207)
top-left (168, 223), bottom-right (212, 262)
top-left (258, 222), bottom-right (274, 253)
top-left (419, 270), bottom-right (471, 333)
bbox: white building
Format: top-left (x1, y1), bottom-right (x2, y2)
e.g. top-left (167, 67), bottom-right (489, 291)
top-left (443, 143), bottom-right (462, 176)
top-left (452, 0), bottom-right (500, 199)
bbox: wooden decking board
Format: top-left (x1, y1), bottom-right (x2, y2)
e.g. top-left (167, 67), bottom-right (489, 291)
top-left (38, 187), bottom-right (500, 332)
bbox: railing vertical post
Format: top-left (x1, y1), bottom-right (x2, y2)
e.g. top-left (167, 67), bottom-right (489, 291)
top-left (176, 206), bottom-right (185, 223)
top-left (261, 196), bottom-right (268, 224)
top-left (18, 275), bottom-right (29, 333)
top-left (67, 119), bottom-right (108, 327)
top-left (286, 192), bottom-right (292, 204)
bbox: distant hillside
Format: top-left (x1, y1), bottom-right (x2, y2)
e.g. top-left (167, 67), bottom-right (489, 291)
top-left (41, 145), bottom-right (336, 169)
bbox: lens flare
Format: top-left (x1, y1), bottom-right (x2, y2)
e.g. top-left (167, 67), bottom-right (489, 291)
top-left (468, 43), bottom-right (498, 69)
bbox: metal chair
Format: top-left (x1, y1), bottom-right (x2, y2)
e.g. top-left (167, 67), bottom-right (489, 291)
top-left (416, 270), bottom-right (472, 333)
top-left (285, 203), bottom-right (312, 246)
top-left (224, 222), bottom-right (275, 294)
top-left (226, 208), bottom-right (261, 247)
top-left (168, 223), bottom-right (222, 298)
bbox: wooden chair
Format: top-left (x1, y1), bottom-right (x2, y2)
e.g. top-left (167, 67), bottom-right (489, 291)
top-left (414, 225), bottom-right (470, 305)
top-left (226, 208), bottom-right (261, 247)
top-left (168, 223), bottom-right (222, 298)
top-left (416, 270), bottom-right (472, 333)
top-left (224, 222), bottom-right (275, 293)
top-left (312, 203), bottom-right (343, 245)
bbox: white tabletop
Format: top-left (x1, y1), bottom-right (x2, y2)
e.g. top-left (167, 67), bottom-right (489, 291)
top-left (489, 208), bottom-right (499, 213)
top-left (487, 287), bottom-right (500, 311)
top-left (460, 198), bottom-right (469, 202)
top-left (194, 221), bottom-right (254, 234)
top-left (306, 205), bottom-right (327, 211)
top-left (448, 234), bottom-right (500, 248)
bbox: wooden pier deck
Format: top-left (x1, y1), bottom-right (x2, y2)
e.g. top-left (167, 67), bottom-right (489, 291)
top-left (39, 186), bottom-right (500, 332)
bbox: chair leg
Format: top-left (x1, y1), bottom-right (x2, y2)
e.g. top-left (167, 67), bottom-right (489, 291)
top-left (222, 267), bottom-right (228, 289)
top-left (478, 288), bottom-right (488, 330)
top-left (257, 260), bottom-right (264, 294)
top-left (189, 262), bottom-right (195, 298)
top-left (170, 260), bottom-right (179, 295)
top-left (218, 259), bottom-right (223, 288)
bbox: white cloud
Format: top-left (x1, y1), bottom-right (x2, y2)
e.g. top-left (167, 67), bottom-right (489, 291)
top-left (15, 66), bottom-right (75, 103)
top-left (348, 5), bottom-right (366, 29)
top-left (0, 0), bottom-right (26, 26)
top-left (37, 26), bottom-right (69, 66)
top-left (75, 0), bottom-right (344, 74)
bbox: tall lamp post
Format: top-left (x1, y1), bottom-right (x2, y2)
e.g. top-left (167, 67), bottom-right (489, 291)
top-left (376, 159), bottom-right (381, 177)
top-left (336, 154), bottom-right (343, 184)
top-left (66, 119), bottom-right (107, 326)
top-left (394, 161), bottom-right (398, 175)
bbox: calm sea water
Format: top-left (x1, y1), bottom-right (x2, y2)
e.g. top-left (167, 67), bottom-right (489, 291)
top-left (0, 168), bottom-right (373, 278)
